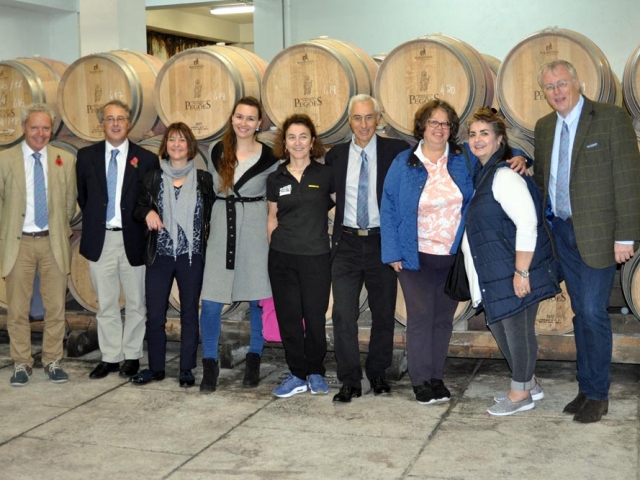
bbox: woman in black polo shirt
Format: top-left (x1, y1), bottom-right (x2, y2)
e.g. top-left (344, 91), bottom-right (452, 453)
top-left (267, 114), bottom-right (334, 398)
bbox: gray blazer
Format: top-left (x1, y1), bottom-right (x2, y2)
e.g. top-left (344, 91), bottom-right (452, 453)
top-left (533, 96), bottom-right (640, 269)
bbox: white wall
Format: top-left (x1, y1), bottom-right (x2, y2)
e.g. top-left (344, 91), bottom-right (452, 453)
top-left (0, 5), bottom-right (79, 63)
top-left (254, 0), bottom-right (640, 77)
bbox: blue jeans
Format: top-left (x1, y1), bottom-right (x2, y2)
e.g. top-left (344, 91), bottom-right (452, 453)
top-left (552, 217), bottom-right (616, 400)
top-left (200, 300), bottom-right (265, 360)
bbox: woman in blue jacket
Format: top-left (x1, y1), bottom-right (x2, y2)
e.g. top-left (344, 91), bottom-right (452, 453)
top-left (380, 100), bottom-right (527, 405)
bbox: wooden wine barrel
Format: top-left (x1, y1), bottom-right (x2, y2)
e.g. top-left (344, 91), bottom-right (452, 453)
top-left (622, 252), bottom-right (640, 319)
top-left (68, 234), bottom-right (125, 313)
top-left (0, 57), bottom-right (67, 147)
top-left (138, 135), bottom-right (209, 172)
top-left (623, 44), bottom-right (640, 119)
top-left (508, 134), bottom-right (535, 174)
top-left (154, 46), bottom-right (267, 142)
top-left (262, 37), bottom-right (378, 145)
top-left (497, 28), bottom-right (620, 139)
top-left (375, 34), bottom-right (494, 143)
top-left (58, 50), bottom-right (164, 142)
top-left (482, 54), bottom-right (502, 113)
top-left (50, 135), bottom-right (93, 228)
top-left (394, 280), bottom-right (474, 327)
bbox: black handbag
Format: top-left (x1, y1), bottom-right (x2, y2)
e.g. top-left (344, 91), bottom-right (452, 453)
top-left (444, 248), bottom-right (471, 301)
top-left (444, 145), bottom-right (474, 302)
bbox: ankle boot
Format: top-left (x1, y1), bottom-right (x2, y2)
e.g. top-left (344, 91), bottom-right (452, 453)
top-left (242, 352), bottom-right (261, 387)
top-left (200, 358), bottom-right (219, 393)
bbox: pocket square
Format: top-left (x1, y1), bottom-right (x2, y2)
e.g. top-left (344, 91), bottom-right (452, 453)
top-left (586, 142), bottom-right (598, 149)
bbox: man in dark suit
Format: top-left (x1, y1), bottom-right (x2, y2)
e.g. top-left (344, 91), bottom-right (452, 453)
top-left (76, 100), bottom-right (159, 379)
top-left (325, 94), bottom-right (409, 402)
top-left (533, 60), bottom-right (640, 423)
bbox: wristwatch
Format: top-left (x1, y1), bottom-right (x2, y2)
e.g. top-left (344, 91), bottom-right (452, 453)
top-left (515, 268), bottom-right (530, 278)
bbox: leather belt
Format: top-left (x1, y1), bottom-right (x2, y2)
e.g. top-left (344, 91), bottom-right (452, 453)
top-left (225, 196), bottom-right (265, 269)
top-left (22, 230), bottom-right (49, 237)
top-left (106, 227), bottom-right (123, 231)
top-left (342, 226), bottom-right (380, 236)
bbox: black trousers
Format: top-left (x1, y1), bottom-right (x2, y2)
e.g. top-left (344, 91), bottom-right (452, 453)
top-left (145, 253), bottom-right (204, 372)
top-left (331, 232), bottom-right (397, 387)
top-left (268, 249), bottom-right (331, 380)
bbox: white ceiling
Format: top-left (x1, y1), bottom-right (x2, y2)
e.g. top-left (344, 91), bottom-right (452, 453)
top-left (169, 5), bottom-right (254, 25)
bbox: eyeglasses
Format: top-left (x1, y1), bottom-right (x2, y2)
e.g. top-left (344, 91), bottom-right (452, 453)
top-left (104, 116), bottom-right (127, 124)
top-left (426, 119), bottom-right (452, 129)
top-left (543, 80), bottom-right (571, 92)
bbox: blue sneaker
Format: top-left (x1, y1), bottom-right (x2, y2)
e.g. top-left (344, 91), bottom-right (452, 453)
top-left (308, 374), bottom-right (329, 395)
top-left (273, 373), bottom-right (308, 398)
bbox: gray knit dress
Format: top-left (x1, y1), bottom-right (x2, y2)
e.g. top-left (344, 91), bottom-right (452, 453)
top-left (200, 142), bottom-right (279, 303)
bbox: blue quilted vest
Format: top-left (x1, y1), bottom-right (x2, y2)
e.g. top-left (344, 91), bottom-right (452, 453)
top-left (465, 154), bottom-right (561, 324)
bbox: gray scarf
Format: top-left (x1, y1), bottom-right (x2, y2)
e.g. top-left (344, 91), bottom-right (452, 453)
top-left (160, 159), bottom-right (197, 261)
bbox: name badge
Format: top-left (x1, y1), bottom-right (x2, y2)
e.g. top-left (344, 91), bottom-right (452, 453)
top-left (279, 185), bottom-right (292, 196)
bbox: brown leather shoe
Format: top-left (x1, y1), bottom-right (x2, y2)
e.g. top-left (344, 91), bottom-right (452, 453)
top-left (573, 399), bottom-right (609, 423)
top-left (563, 392), bottom-right (587, 414)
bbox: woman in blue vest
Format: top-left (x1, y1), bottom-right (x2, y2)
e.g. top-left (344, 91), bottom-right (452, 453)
top-left (380, 100), bottom-right (528, 405)
top-left (461, 107), bottom-right (561, 416)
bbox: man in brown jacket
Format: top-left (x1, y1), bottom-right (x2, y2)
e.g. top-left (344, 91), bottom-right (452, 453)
top-left (0, 103), bottom-right (77, 386)
top-left (533, 60), bottom-right (640, 423)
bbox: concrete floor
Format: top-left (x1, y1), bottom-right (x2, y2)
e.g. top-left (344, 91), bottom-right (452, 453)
top-left (1, 332), bottom-right (639, 480)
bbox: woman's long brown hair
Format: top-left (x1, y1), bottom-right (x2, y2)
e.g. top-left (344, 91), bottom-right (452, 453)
top-left (217, 96), bottom-right (263, 192)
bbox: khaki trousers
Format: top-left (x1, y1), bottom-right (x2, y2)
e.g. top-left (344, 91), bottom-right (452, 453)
top-left (6, 236), bottom-right (67, 367)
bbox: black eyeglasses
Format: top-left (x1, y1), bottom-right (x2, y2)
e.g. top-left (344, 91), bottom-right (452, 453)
top-left (426, 120), bottom-right (452, 129)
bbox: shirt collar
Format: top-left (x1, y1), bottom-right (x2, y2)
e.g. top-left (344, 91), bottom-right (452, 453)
top-left (106, 139), bottom-right (129, 155)
top-left (350, 134), bottom-right (377, 158)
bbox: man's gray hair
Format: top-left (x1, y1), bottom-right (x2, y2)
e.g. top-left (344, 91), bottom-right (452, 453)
top-left (537, 60), bottom-right (583, 93)
top-left (348, 94), bottom-right (381, 116)
top-left (21, 103), bottom-right (55, 125)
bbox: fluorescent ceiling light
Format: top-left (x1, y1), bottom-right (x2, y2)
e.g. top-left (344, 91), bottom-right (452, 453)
top-left (210, 5), bottom-right (254, 15)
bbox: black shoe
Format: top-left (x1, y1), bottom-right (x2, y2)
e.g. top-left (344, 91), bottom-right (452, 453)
top-left (414, 381), bottom-right (437, 405)
top-left (179, 369), bottom-right (195, 388)
top-left (573, 399), bottom-right (609, 423)
top-left (332, 385), bottom-right (362, 403)
top-left (563, 392), bottom-right (587, 414)
top-left (119, 359), bottom-right (140, 377)
top-left (200, 358), bottom-right (219, 393)
top-left (242, 353), bottom-right (261, 388)
top-left (129, 368), bottom-right (165, 385)
top-left (431, 378), bottom-right (451, 402)
top-left (370, 376), bottom-right (391, 395)
top-left (89, 361), bottom-right (120, 379)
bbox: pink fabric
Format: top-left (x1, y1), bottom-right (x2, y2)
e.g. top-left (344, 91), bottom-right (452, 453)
top-left (417, 154), bottom-right (463, 254)
top-left (259, 297), bottom-right (305, 343)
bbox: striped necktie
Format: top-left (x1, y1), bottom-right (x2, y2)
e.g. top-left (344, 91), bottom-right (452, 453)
top-left (555, 122), bottom-right (571, 220)
top-left (33, 152), bottom-right (48, 229)
top-left (106, 149), bottom-right (119, 222)
top-left (357, 150), bottom-right (369, 229)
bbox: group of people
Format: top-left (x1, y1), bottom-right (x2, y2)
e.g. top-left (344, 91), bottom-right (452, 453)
top-left (1, 59), bottom-right (638, 425)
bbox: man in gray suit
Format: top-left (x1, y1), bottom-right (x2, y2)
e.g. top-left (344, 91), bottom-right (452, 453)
top-left (533, 60), bottom-right (640, 423)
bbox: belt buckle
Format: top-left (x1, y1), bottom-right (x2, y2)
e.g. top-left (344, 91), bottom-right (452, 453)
top-left (357, 229), bottom-right (368, 237)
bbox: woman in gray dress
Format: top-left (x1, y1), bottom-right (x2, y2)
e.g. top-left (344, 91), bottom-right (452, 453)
top-left (199, 97), bottom-right (279, 392)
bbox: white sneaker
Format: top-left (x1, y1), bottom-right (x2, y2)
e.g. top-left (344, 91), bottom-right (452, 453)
top-left (494, 382), bottom-right (544, 402)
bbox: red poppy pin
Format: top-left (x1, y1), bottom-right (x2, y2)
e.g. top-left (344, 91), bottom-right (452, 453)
top-left (130, 157), bottom-right (139, 168)
top-left (55, 155), bottom-right (63, 166)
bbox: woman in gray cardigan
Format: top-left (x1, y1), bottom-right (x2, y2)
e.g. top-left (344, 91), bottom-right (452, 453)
top-left (199, 97), bottom-right (279, 392)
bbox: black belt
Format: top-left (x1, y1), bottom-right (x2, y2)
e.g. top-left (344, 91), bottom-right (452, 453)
top-left (22, 230), bottom-right (49, 237)
top-left (106, 227), bottom-right (123, 231)
top-left (225, 196), bottom-right (265, 269)
top-left (342, 226), bottom-right (380, 236)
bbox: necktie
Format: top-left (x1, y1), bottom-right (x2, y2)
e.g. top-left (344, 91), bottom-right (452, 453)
top-left (556, 122), bottom-right (570, 220)
top-left (357, 150), bottom-right (369, 229)
top-left (106, 149), bottom-right (119, 222)
top-left (33, 152), bottom-right (48, 229)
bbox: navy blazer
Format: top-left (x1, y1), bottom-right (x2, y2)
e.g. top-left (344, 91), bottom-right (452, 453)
top-left (76, 140), bottom-right (159, 265)
top-left (324, 134), bottom-right (409, 259)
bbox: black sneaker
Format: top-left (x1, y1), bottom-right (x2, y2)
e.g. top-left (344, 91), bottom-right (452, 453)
top-left (413, 381), bottom-right (437, 405)
top-left (431, 378), bottom-right (451, 402)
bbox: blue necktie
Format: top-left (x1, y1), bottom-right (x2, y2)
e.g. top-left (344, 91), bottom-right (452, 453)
top-left (33, 152), bottom-right (48, 229)
top-left (357, 150), bottom-right (369, 229)
top-left (556, 122), bottom-right (571, 220)
top-left (106, 149), bottom-right (119, 222)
